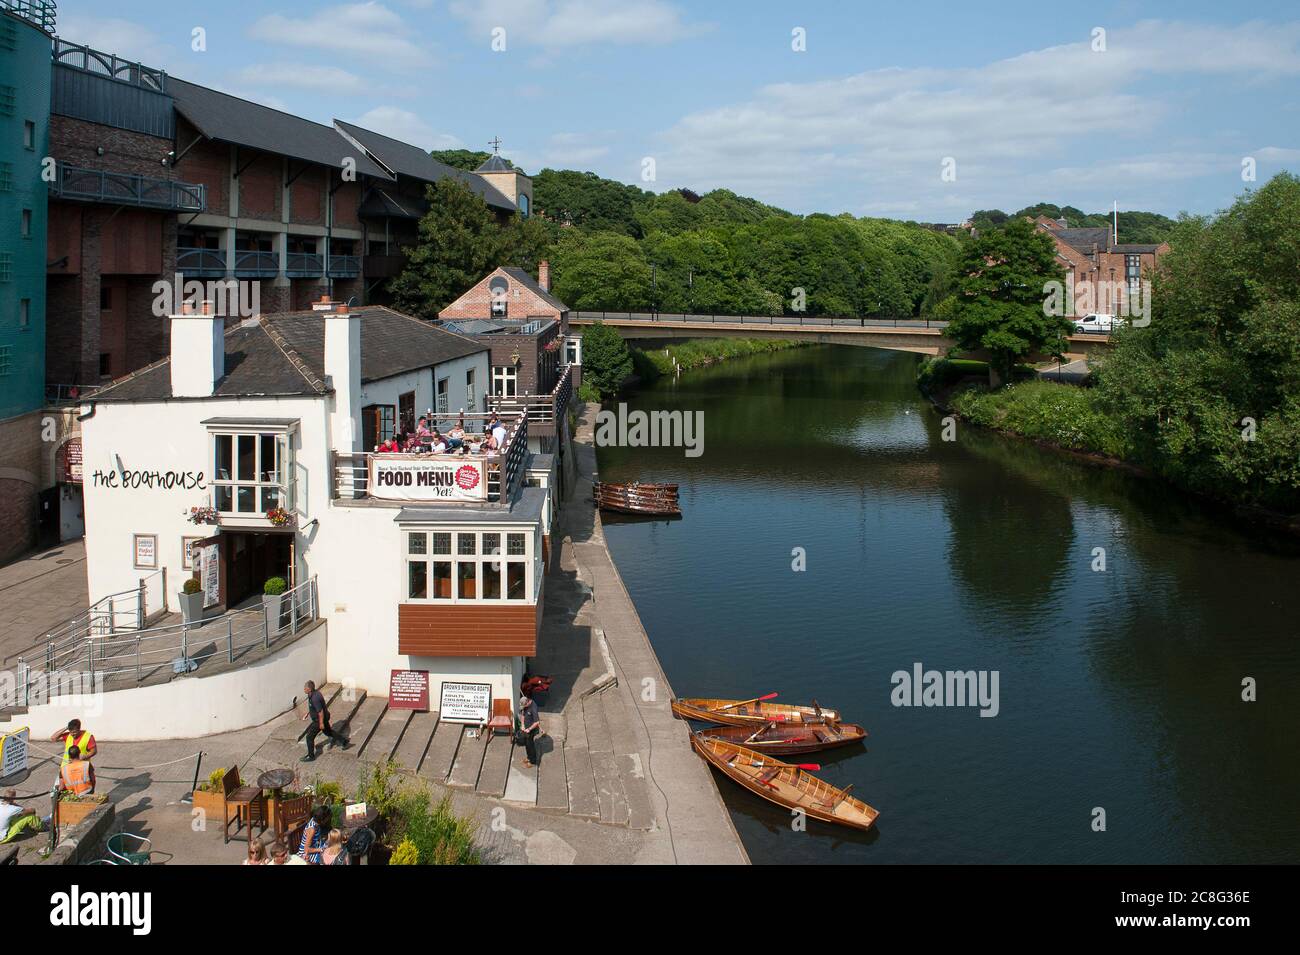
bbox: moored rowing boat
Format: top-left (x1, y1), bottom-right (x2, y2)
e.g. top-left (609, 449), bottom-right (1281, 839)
top-left (695, 720), bottom-right (867, 755)
top-left (670, 696), bottom-right (840, 726)
top-left (593, 481), bottom-right (681, 516)
top-left (691, 735), bottom-right (879, 831)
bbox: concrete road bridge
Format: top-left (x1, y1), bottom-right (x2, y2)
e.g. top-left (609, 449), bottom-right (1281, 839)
top-left (568, 310), bottom-right (1114, 359)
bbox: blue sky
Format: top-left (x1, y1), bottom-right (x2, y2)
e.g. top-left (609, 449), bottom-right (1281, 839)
top-left (56, 0), bottom-right (1300, 221)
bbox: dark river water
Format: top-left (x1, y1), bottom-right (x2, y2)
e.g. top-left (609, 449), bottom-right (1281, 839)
top-left (595, 344), bottom-right (1300, 865)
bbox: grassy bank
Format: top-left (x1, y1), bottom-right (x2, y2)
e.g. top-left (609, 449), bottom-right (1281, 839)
top-left (950, 379), bottom-right (1128, 458)
top-left (630, 338), bottom-right (807, 380)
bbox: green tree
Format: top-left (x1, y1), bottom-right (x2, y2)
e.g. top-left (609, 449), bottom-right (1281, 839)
top-left (388, 179), bottom-right (550, 317)
top-left (550, 231), bottom-right (653, 310)
top-left (578, 321), bottom-right (633, 400)
top-left (947, 217), bottom-right (1070, 384)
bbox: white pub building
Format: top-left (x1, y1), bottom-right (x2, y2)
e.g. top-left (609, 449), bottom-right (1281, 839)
top-left (74, 297), bottom-right (568, 735)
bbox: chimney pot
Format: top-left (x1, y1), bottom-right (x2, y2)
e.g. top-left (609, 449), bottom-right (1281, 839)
top-left (538, 259), bottom-right (550, 292)
top-left (337, 303), bottom-right (349, 315)
top-left (201, 300), bottom-right (213, 316)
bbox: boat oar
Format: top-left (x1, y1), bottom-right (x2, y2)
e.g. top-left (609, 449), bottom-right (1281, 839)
top-left (716, 693), bottom-right (778, 713)
top-left (743, 721), bottom-right (777, 743)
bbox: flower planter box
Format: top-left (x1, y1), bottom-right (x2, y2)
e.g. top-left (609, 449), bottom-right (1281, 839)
top-left (55, 795), bottom-right (108, 829)
top-left (179, 590), bottom-right (205, 624)
top-left (191, 788), bottom-right (230, 824)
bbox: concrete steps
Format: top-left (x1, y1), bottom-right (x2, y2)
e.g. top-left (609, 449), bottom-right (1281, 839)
top-left (337, 694), bottom-right (386, 751)
top-left (392, 711), bottom-right (437, 772)
top-left (269, 682), bottom-right (345, 742)
top-left (474, 732), bottom-right (513, 797)
top-left (419, 719), bottom-right (463, 784)
top-left (360, 706), bottom-right (411, 762)
top-left (446, 728), bottom-right (489, 789)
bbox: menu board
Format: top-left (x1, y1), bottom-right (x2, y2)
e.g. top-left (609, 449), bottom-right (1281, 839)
top-left (439, 682), bottom-right (492, 724)
top-left (0, 726), bottom-right (30, 780)
top-left (195, 537), bottom-right (222, 609)
top-left (389, 669), bottom-right (430, 711)
top-left (133, 534), bottom-right (157, 569)
top-left (369, 455), bottom-right (487, 502)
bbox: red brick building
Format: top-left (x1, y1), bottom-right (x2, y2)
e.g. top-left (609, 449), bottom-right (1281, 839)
top-left (1031, 215), bottom-right (1169, 319)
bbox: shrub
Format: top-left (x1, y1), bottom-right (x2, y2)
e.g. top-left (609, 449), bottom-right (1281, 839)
top-left (952, 380), bottom-right (1128, 458)
top-left (314, 779), bottom-right (343, 805)
top-left (389, 788), bottom-right (480, 865)
top-left (182, 578), bottom-right (202, 595)
top-left (355, 759), bottom-right (404, 821)
top-left (199, 767), bottom-right (225, 792)
top-left (263, 576), bottom-right (287, 596)
top-left (578, 321), bottom-right (633, 399)
top-left (389, 837), bottom-right (419, 865)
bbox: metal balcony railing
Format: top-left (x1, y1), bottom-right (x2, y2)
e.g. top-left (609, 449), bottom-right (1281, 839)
top-left (327, 254), bottom-right (360, 278)
top-left (234, 250), bottom-right (279, 278)
top-left (488, 362), bottom-right (572, 425)
top-left (4, 0), bottom-right (56, 34)
top-left (50, 163), bottom-right (205, 212)
top-left (286, 252), bottom-right (323, 277)
top-left (51, 36), bottom-right (166, 92)
top-left (176, 247), bottom-right (226, 277)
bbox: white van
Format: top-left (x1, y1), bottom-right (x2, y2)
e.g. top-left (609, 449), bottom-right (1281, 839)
top-left (1072, 313), bottom-right (1123, 333)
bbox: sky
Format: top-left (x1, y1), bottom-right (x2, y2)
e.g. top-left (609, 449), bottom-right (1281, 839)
top-left (53, 0), bottom-right (1300, 222)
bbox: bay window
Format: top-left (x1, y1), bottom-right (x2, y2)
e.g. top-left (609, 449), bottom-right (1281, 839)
top-left (403, 528), bottom-right (533, 603)
top-left (207, 422), bottom-right (296, 515)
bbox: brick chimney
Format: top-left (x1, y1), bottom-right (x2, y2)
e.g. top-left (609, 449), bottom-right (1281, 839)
top-left (538, 260), bottom-right (550, 292)
top-left (169, 300), bottom-right (225, 397)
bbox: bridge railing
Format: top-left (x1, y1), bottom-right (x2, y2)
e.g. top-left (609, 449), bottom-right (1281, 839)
top-left (571, 310), bottom-right (941, 329)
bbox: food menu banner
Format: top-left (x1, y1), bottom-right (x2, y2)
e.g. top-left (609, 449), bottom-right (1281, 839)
top-left (369, 455), bottom-right (487, 502)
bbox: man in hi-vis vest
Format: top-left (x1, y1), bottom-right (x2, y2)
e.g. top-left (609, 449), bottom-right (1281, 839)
top-left (57, 745), bottom-right (95, 797)
top-left (50, 719), bottom-right (96, 766)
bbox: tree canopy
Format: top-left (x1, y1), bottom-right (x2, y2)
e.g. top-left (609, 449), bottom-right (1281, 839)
top-left (946, 217), bottom-right (1071, 383)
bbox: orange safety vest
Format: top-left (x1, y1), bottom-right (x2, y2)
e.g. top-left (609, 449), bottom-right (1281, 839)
top-left (60, 759), bottom-right (93, 796)
top-left (61, 730), bottom-right (90, 765)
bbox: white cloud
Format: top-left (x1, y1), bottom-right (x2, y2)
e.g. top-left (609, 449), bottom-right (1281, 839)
top-left (449, 0), bottom-right (708, 49)
top-left (232, 63), bottom-right (366, 94)
top-left (650, 20), bottom-right (1300, 216)
top-left (248, 3), bottom-right (429, 69)
top-left (351, 106), bottom-right (462, 151)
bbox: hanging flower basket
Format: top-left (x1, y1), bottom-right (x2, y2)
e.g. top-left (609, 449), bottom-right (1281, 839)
top-left (266, 506), bottom-right (293, 527)
top-left (187, 505), bottom-right (220, 525)
top-left (543, 338), bottom-right (561, 353)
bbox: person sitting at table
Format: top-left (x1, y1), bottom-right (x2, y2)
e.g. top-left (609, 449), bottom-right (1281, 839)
top-left (298, 805), bottom-right (332, 864)
top-left (415, 416), bottom-right (432, 439)
top-left (428, 430), bottom-right (448, 454)
top-left (447, 417), bottom-right (466, 449)
top-left (271, 840), bottom-right (306, 865)
top-left (322, 829), bottom-right (349, 865)
top-left (491, 417), bottom-right (508, 450)
top-left (377, 435), bottom-right (399, 454)
top-left (243, 841), bottom-right (268, 865)
top-left (479, 432), bottom-right (498, 454)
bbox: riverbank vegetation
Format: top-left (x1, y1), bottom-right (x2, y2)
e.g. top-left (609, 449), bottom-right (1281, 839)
top-left (949, 173), bottom-right (1300, 515)
top-left (631, 338), bottom-right (806, 379)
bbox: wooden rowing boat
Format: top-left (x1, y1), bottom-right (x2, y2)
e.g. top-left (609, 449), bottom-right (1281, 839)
top-left (691, 735), bottom-right (879, 831)
top-left (670, 697), bottom-right (840, 726)
top-left (593, 481), bottom-right (681, 516)
top-left (695, 720), bottom-right (867, 755)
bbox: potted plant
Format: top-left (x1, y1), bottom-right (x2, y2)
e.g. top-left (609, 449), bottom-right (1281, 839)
top-left (191, 767), bottom-right (229, 822)
top-left (54, 792), bottom-right (109, 828)
top-left (187, 504), bottom-right (220, 525)
top-left (263, 576), bottom-right (288, 633)
top-left (179, 576), bottom-right (205, 623)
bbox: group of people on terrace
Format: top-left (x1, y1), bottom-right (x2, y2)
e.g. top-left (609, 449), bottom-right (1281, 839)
top-left (375, 413), bottom-right (509, 457)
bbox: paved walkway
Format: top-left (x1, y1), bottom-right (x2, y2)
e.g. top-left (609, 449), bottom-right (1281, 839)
top-left (0, 539), bottom-right (88, 665)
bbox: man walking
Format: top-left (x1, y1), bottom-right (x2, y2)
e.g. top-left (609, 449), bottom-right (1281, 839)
top-left (300, 680), bottom-right (346, 761)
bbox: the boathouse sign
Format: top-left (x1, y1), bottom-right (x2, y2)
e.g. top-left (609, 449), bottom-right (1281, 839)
top-left (368, 455), bottom-right (487, 502)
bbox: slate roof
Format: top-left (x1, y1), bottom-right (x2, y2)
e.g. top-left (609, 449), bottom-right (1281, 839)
top-left (92, 307), bottom-right (486, 402)
top-left (500, 267), bottom-right (568, 312)
top-left (1052, 228), bottom-right (1113, 254)
top-left (334, 120), bottom-right (516, 211)
top-left (475, 154), bottom-right (514, 173)
top-left (168, 78), bottom-right (391, 180)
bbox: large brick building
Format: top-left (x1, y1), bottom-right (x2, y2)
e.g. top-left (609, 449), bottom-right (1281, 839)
top-left (1031, 214), bottom-right (1169, 319)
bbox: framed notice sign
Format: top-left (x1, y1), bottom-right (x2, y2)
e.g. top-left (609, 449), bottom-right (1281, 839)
top-left (369, 455), bottom-right (487, 503)
top-left (194, 535), bottom-right (223, 609)
top-left (181, 536), bottom-right (202, 570)
top-left (389, 669), bottom-right (430, 711)
top-left (439, 682), bottom-right (492, 724)
top-left (0, 726), bottom-right (30, 781)
top-left (133, 533), bottom-right (157, 569)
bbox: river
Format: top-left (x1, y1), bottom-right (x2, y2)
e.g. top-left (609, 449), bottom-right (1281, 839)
top-left (594, 343), bottom-right (1300, 865)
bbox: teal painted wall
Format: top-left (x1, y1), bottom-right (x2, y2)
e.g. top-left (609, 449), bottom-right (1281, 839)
top-left (0, 7), bottom-right (51, 421)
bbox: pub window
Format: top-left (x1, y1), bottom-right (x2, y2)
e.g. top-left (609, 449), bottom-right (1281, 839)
top-left (363, 403), bottom-right (395, 451)
top-left (565, 337), bottom-right (581, 365)
top-left (399, 391), bottom-right (415, 434)
top-left (466, 368), bottom-right (476, 411)
top-left (212, 431), bottom-right (291, 514)
top-left (491, 365), bottom-right (517, 398)
top-left (403, 529), bottom-right (531, 603)
top-left (437, 377), bottom-right (449, 416)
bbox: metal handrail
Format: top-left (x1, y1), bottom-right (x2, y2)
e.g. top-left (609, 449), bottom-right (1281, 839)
top-left (50, 163), bottom-right (205, 211)
top-left (488, 362), bottom-right (572, 423)
top-left (51, 36), bottom-right (165, 91)
top-left (234, 250), bottom-right (279, 276)
top-left (570, 310), bottom-right (942, 329)
top-left (286, 252), bottom-right (323, 276)
top-left (176, 247), bottom-right (227, 275)
top-left (4, 1), bottom-right (56, 34)
top-left (327, 254), bottom-right (360, 277)
top-left (9, 577), bottom-right (319, 707)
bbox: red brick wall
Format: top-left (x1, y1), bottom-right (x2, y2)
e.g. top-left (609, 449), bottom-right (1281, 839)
top-left (179, 133), bottom-right (230, 217)
top-left (438, 270), bottom-right (563, 324)
top-left (333, 180), bottom-right (362, 230)
top-left (47, 203), bottom-right (82, 275)
top-left (49, 116), bottom-right (175, 177)
top-left (290, 167), bottom-right (326, 226)
top-left (238, 153), bottom-right (281, 220)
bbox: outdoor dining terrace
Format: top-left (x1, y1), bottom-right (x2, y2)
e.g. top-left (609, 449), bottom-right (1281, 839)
top-left (487, 362), bottom-right (572, 438)
top-left (331, 412), bottom-right (529, 507)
